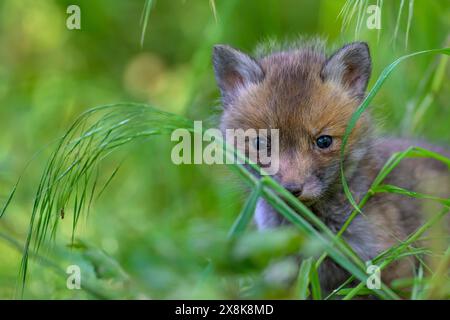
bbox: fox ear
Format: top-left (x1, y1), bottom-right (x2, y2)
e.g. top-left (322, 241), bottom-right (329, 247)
top-left (212, 45), bottom-right (264, 104)
top-left (321, 42), bottom-right (371, 98)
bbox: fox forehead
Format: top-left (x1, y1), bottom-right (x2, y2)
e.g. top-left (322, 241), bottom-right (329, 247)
top-left (221, 52), bottom-right (361, 143)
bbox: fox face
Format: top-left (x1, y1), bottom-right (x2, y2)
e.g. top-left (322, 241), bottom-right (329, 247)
top-left (213, 41), bottom-right (373, 207)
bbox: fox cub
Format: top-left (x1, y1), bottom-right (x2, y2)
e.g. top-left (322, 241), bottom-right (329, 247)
top-left (212, 40), bottom-right (449, 293)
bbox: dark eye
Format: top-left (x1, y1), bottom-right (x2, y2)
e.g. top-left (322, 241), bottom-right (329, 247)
top-left (252, 136), bottom-right (267, 150)
top-left (316, 135), bottom-right (333, 149)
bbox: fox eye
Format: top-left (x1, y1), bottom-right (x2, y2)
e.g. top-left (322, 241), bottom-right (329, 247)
top-left (316, 135), bottom-right (333, 149)
top-left (252, 136), bottom-right (267, 150)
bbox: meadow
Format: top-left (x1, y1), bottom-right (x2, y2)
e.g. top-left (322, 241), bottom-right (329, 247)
top-left (0, 0), bottom-right (449, 299)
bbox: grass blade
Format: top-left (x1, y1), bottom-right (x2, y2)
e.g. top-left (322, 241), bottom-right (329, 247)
top-left (227, 183), bottom-right (262, 239)
top-left (411, 264), bottom-right (424, 300)
top-left (140, 0), bottom-right (153, 47)
top-left (405, 0), bottom-right (414, 49)
top-left (340, 48), bottom-right (450, 214)
top-left (296, 257), bottom-right (312, 300)
top-left (309, 262), bottom-right (322, 300)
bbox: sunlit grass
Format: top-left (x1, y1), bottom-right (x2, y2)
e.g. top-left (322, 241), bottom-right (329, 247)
top-left (339, 0), bottom-right (415, 47)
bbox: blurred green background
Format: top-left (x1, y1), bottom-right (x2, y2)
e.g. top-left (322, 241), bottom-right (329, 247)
top-left (0, 0), bottom-right (448, 299)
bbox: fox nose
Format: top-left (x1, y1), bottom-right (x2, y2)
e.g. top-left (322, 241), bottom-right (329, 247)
top-left (283, 183), bottom-right (303, 198)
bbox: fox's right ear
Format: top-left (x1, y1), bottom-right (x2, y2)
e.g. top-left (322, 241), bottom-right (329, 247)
top-left (212, 45), bottom-right (264, 104)
top-left (321, 42), bottom-right (371, 99)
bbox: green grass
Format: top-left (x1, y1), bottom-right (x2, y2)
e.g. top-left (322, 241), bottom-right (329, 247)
top-left (0, 47), bottom-right (446, 299)
top-left (0, 0), bottom-right (448, 300)
top-left (339, 0), bottom-right (415, 47)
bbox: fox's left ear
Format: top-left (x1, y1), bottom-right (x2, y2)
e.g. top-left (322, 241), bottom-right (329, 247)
top-left (212, 44), bottom-right (264, 105)
top-left (321, 42), bottom-right (371, 98)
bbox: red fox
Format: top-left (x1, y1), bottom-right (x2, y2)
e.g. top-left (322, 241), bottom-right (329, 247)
top-left (212, 39), bottom-right (450, 294)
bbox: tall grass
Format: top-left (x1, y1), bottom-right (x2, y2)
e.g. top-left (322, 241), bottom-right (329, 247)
top-left (0, 0), bottom-right (448, 300)
top-left (339, 0), bottom-right (415, 47)
top-left (1, 46), bottom-right (447, 299)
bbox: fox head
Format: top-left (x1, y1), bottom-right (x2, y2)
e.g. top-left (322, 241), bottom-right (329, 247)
top-left (212, 40), bottom-right (373, 212)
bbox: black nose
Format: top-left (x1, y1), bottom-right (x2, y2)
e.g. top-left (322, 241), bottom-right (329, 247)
top-left (283, 183), bottom-right (303, 197)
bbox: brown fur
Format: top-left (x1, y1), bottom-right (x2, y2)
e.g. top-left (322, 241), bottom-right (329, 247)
top-left (212, 40), bottom-right (450, 295)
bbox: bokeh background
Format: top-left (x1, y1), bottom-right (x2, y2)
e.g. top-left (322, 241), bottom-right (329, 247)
top-left (0, 0), bottom-right (448, 299)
